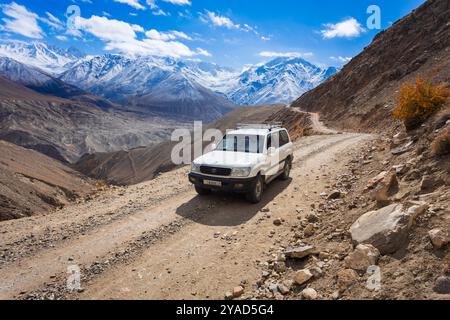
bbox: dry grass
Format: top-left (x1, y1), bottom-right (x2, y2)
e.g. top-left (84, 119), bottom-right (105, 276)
top-left (393, 79), bottom-right (450, 130)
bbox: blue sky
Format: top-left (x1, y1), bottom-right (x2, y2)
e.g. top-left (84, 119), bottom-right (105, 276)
top-left (0, 0), bottom-right (425, 69)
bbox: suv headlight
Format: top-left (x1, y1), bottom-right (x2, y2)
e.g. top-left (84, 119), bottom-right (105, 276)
top-left (231, 167), bottom-right (251, 177)
top-left (191, 163), bottom-right (201, 173)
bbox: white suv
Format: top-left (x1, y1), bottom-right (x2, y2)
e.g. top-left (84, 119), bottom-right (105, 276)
top-left (188, 124), bottom-right (294, 203)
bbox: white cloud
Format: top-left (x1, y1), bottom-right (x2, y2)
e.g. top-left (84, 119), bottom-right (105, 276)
top-left (259, 51), bottom-right (314, 58)
top-left (161, 0), bottom-right (191, 5)
top-left (74, 15), bottom-right (208, 58)
top-left (146, 0), bottom-right (158, 9)
top-left (320, 18), bottom-right (365, 39)
top-left (55, 35), bottom-right (69, 41)
top-left (0, 2), bottom-right (44, 39)
top-left (75, 15), bottom-right (144, 42)
top-left (203, 11), bottom-right (240, 29)
top-left (261, 36), bottom-right (271, 41)
top-left (330, 56), bottom-right (352, 63)
top-left (152, 9), bottom-right (169, 16)
top-left (40, 12), bottom-right (64, 30)
top-left (195, 48), bottom-right (211, 57)
top-left (113, 0), bottom-right (145, 10)
top-left (145, 29), bottom-right (192, 41)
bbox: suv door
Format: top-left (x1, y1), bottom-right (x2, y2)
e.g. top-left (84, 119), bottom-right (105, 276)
top-left (278, 130), bottom-right (293, 165)
top-left (265, 131), bottom-right (281, 177)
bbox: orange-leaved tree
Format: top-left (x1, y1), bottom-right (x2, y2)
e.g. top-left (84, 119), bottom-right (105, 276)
top-left (393, 78), bottom-right (450, 130)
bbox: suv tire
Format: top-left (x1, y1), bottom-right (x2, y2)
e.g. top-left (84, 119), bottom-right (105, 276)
top-left (280, 158), bottom-right (292, 181)
top-left (246, 174), bottom-right (264, 204)
top-left (195, 186), bottom-right (211, 196)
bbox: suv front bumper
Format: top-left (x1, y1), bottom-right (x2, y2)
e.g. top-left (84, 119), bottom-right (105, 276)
top-left (188, 173), bottom-right (256, 193)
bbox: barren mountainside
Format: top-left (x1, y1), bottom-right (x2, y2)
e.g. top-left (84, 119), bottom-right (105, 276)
top-left (0, 140), bottom-right (94, 221)
top-left (0, 76), bottom-right (184, 162)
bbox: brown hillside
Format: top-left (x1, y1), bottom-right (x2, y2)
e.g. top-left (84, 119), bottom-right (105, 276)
top-left (0, 140), bottom-right (94, 221)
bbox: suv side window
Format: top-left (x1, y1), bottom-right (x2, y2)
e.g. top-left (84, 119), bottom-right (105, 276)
top-left (280, 130), bottom-right (290, 146)
top-left (267, 132), bottom-right (280, 149)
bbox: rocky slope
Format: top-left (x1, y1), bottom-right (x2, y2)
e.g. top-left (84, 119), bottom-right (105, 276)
top-left (0, 140), bottom-right (94, 221)
top-left (244, 109), bottom-right (450, 300)
top-left (290, 0), bottom-right (450, 132)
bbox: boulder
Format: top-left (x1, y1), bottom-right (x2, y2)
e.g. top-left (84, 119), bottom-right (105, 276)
top-left (344, 244), bottom-right (380, 272)
top-left (428, 229), bottom-right (449, 249)
top-left (372, 170), bottom-right (398, 207)
top-left (294, 269), bottom-right (313, 286)
top-left (391, 141), bottom-right (414, 156)
top-left (366, 171), bottom-right (388, 190)
top-left (232, 286), bottom-right (244, 298)
top-left (420, 176), bottom-right (444, 194)
top-left (285, 245), bottom-right (318, 259)
top-left (303, 224), bottom-right (315, 237)
top-left (336, 269), bottom-right (359, 292)
top-left (301, 288), bottom-right (318, 300)
top-left (434, 276), bottom-right (450, 294)
top-left (349, 203), bottom-right (428, 254)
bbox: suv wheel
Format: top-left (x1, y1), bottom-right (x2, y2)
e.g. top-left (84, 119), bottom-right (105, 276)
top-left (246, 175), bottom-right (264, 204)
top-left (195, 186), bottom-right (211, 196)
top-left (280, 159), bottom-right (292, 180)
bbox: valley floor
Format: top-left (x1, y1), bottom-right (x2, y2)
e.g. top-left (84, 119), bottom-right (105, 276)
top-left (0, 130), bottom-right (374, 300)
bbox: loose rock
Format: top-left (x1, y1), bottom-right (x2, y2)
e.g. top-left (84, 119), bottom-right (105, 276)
top-left (349, 203), bottom-right (427, 254)
top-left (344, 244), bottom-right (380, 272)
top-left (294, 269), bottom-right (313, 286)
top-left (336, 269), bottom-right (359, 292)
top-left (232, 286), bottom-right (244, 298)
top-left (285, 245), bottom-right (318, 259)
top-left (434, 276), bottom-right (450, 294)
top-left (301, 288), bottom-right (318, 300)
top-left (428, 229), bottom-right (449, 249)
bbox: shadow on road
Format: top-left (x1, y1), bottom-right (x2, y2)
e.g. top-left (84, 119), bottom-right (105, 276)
top-left (175, 178), bottom-right (292, 227)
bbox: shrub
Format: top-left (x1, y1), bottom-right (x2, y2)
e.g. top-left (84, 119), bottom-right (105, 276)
top-left (432, 127), bottom-right (450, 157)
top-left (393, 79), bottom-right (450, 130)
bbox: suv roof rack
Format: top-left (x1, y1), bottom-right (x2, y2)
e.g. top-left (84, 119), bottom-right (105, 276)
top-left (236, 122), bottom-right (283, 131)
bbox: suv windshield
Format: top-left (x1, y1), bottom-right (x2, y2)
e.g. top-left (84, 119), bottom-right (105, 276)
top-left (217, 134), bottom-right (265, 154)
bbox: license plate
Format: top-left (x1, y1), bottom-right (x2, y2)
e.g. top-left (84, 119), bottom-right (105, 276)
top-left (204, 180), bottom-right (222, 187)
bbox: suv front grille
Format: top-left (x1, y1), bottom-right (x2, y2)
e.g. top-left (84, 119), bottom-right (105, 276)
top-left (200, 166), bottom-right (232, 176)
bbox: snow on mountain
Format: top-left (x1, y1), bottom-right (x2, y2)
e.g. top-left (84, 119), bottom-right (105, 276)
top-left (60, 54), bottom-right (236, 121)
top-left (225, 57), bottom-right (338, 105)
top-left (0, 41), bottom-right (338, 109)
top-left (0, 40), bottom-right (84, 74)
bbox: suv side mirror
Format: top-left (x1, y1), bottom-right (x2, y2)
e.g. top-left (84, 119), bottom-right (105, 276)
top-left (267, 147), bottom-right (276, 156)
top-left (210, 143), bottom-right (217, 151)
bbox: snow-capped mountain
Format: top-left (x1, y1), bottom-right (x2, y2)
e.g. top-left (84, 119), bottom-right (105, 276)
top-left (0, 41), bottom-right (338, 115)
top-left (0, 56), bottom-right (84, 98)
top-left (60, 54), bottom-right (236, 121)
top-left (225, 57), bottom-right (338, 105)
top-left (0, 40), bottom-right (84, 74)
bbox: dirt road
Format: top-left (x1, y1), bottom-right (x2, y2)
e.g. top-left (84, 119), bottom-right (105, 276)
top-left (0, 129), bottom-right (374, 300)
top-left (287, 104), bottom-right (337, 135)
